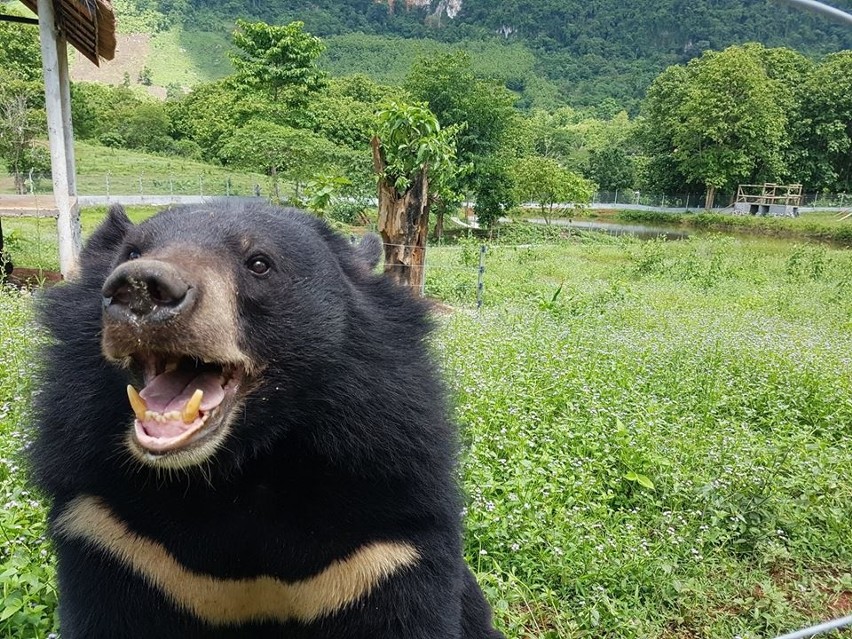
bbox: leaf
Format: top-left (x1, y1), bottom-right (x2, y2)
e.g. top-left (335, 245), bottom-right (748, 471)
top-left (0, 599), bottom-right (22, 622)
top-left (624, 471), bottom-right (655, 490)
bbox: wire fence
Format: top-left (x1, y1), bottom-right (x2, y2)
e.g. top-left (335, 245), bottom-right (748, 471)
top-left (592, 190), bottom-right (852, 211)
top-left (2, 172), bottom-right (850, 211)
top-left (0, 172), bottom-right (276, 199)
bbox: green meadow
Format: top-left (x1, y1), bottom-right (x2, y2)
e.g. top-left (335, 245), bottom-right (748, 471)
top-left (2, 218), bottom-right (851, 637)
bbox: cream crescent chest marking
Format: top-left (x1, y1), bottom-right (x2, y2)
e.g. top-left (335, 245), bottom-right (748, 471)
top-left (55, 495), bottom-right (420, 625)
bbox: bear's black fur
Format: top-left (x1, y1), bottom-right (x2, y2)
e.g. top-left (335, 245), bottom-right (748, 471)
top-left (0, 219), bottom-right (13, 276)
top-left (31, 203), bottom-right (504, 638)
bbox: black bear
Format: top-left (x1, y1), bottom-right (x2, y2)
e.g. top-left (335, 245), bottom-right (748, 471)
top-left (31, 203), bottom-right (505, 638)
top-left (0, 219), bottom-right (13, 277)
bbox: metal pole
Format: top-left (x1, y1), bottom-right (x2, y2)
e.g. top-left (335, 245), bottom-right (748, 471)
top-left (773, 614), bottom-right (852, 639)
top-left (420, 248), bottom-right (427, 297)
top-left (476, 245), bottom-right (486, 310)
top-left (774, 0), bottom-right (852, 25)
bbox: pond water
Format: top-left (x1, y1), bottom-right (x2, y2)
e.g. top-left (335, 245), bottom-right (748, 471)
top-left (527, 218), bottom-right (690, 241)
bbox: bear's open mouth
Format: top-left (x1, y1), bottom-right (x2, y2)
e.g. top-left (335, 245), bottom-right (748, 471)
top-left (126, 354), bottom-right (245, 455)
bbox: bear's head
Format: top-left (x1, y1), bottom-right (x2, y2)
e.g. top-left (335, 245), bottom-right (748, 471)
top-left (52, 203), bottom-right (396, 474)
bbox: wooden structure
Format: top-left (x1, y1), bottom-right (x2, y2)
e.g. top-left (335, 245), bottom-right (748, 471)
top-left (734, 183), bottom-right (803, 218)
top-left (0, 1), bottom-right (115, 278)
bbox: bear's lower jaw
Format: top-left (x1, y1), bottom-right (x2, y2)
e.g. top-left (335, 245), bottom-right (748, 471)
top-left (127, 400), bottom-right (241, 469)
top-left (124, 354), bottom-right (251, 468)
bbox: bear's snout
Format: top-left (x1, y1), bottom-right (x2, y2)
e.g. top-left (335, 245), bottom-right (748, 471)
top-left (102, 260), bottom-right (196, 324)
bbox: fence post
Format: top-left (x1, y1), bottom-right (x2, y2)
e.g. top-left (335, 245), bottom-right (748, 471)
top-left (419, 247), bottom-right (428, 298)
top-left (106, 172), bottom-right (110, 199)
top-left (139, 174), bottom-right (144, 201)
top-left (685, 193), bottom-right (690, 211)
top-left (477, 245), bottom-right (486, 310)
top-left (614, 189), bottom-right (618, 205)
top-left (169, 175), bottom-right (174, 200)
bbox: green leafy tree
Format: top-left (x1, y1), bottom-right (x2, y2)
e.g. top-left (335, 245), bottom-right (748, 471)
top-left (219, 120), bottom-right (344, 203)
top-left (587, 146), bottom-right (635, 192)
top-left (71, 83), bottom-right (141, 140)
top-left (304, 174), bottom-right (351, 219)
top-left (405, 52), bottom-right (515, 164)
top-left (404, 52), bottom-right (519, 237)
top-left (472, 155), bottom-right (517, 232)
top-left (138, 66), bottom-right (153, 86)
top-left (642, 45), bottom-right (788, 207)
top-left (0, 16), bottom-right (42, 82)
top-left (168, 79), bottom-right (290, 160)
top-left (371, 101), bottom-right (459, 290)
top-left (677, 47), bottom-right (786, 207)
top-left (513, 156), bottom-right (596, 224)
top-left (0, 95), bottom-right (45, 193)
top-left (115, 102), bottom-right (173, 153)
top-left (791, 52), bottom-right (852, 192)
top-left (229, 20), bottom-right (326, 106)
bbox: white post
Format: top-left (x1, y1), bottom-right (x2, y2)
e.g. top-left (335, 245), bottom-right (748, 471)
top-left (56, 34), bottom-right (76, 196)
top-left (37, 0), bottom-right (81, 277)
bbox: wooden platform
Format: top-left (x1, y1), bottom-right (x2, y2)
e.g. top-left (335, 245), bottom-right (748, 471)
top-left (0, 195), bottom-right (77, 218)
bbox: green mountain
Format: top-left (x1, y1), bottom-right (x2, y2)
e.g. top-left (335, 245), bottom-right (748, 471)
top-left (115, 0), bottom-right (852, 111)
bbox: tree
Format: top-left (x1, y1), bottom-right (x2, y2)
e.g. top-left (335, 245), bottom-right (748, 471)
top-left (791, 52), bottom-right (852, 192)
top-left (219, 120), bottom-right (344, 202)
top-left (229, 20), bottom-right (326, 107)
top-left (642, 46), bottom-right (788, 207)
top-left (0, 16), bottom-right (42, 83)
top-left (0, 95), bottom-right (43, 193)
top-left (586, 146), bottom-right (635, 191)
top-left (678, 47), bottom-right (786, 207)
top-left (168, 79), bottom-right (293, 160)
top-left (405, 51), bottom-right (518, 224)
top-left (512, 156), bottom-right (595, 224)
top-left (138, 66), bottom-right (153, 86)
top-left (472, 155), bottom-right (517, 232)
top-left (371, 102), bottom-right (458, 291)
top-left (639, 64), bottom-right (693, 195)
top-left (405, 52), bottom-right (516, 165)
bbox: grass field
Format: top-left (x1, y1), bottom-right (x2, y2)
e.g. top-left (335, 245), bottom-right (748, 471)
top-left (1, 222), bottom-right (851, 637)
top-left (0, 142), bottom-right (271, 199)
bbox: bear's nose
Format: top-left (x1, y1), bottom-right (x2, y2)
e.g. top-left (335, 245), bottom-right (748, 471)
top-left (102, 260), bottom-right (196, 323)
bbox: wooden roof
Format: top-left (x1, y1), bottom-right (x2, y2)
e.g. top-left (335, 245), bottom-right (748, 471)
top-left (20, 0), bottom-right (116, 66)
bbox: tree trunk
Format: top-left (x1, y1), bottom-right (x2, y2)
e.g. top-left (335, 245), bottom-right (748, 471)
top-left (704, 184), bottom-right (716, 210)
top-left (371, 136), bottom-right (430, 294)
top-left (434, 205), bottom-right (444, 241)
top-left (271, 165), bottom-right (280, 203)
top-left (376, 171), bottom-right (429, 293)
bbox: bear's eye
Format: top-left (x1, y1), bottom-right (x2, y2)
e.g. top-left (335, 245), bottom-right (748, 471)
top-left (127, 248), bottom-right (141, 261)
top-left (247, 256), bottom-right (271, 276)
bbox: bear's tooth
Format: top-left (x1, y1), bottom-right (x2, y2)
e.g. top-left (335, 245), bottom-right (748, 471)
top-left (127, 385), bottom-right (147, 421)
top-left (182, 389), bottom-right (203, 424)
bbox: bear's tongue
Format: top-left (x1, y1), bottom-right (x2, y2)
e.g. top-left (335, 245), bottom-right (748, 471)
top-left (137, 370), bottom-right (225, 439)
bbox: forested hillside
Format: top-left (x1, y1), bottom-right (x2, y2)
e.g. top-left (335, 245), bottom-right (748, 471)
top-left (117, 0), bottom-right (852, 110)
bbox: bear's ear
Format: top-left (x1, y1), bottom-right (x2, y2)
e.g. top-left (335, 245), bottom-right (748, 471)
top-left (354, 233), bottom-right (382, 271)
top-left (80, 204), bottom-right (133, 269)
